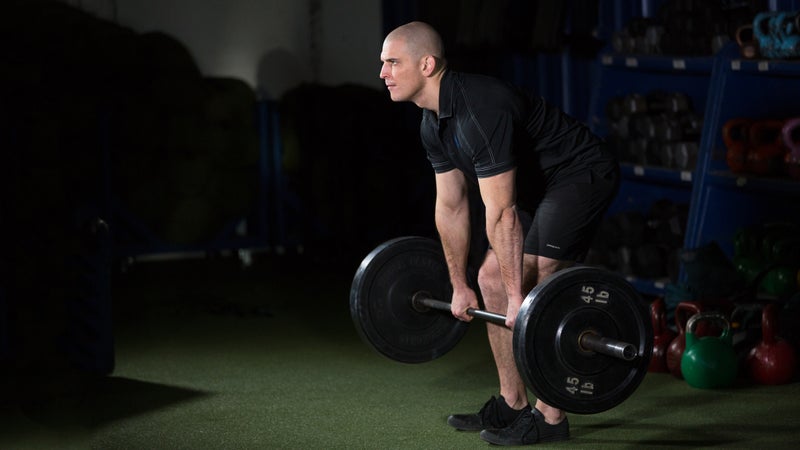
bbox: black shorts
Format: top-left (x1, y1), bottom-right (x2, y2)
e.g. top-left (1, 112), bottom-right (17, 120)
top-left (519, 160), bottom-right (620, 261)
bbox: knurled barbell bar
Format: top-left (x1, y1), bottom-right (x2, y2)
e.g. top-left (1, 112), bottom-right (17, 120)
top-left (350, 236), bottom-right (654, 414)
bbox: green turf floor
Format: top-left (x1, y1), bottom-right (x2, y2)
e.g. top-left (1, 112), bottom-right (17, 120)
top-left (2, 256), bottom-right (799, 449)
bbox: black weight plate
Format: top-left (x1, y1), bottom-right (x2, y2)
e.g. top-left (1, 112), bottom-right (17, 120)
top-left (350, 236), bottom-right (469, 363)
top-left (513, 266), bottom-right (653, 414)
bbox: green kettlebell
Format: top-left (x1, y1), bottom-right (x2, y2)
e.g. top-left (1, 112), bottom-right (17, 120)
top-left (681, 312), bottom-right (738, 389)
top-left (760, 265), bottom-right (800, 297)
top-left (733, 255), bottom-right (766, 284)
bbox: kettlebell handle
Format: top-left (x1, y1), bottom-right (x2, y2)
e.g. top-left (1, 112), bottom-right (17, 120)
top-left (782, 117), bottom-right (800, 158)
top-left (651, 298), bottom-right (668, 334)
top-left (686, 312), bottom-right (731, 348)
top-left (675, 301), bottom-right (703, 334)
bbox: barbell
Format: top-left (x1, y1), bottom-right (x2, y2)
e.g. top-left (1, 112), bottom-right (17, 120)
top-left (350, 236), bottom-right (654, 414)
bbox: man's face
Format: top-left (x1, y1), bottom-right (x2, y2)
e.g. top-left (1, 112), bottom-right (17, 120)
top-left (379, 38), bottom-right (424, 103)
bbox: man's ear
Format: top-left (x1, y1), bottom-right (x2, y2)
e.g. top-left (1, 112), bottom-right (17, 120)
top-left (421, 55), bottom-right (435, 75)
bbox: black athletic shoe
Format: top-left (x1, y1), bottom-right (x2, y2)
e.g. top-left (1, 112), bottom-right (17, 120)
top-left (447, 396), bottom-right (530, 432)
top-left (479, 408), bottom-right (570, 446)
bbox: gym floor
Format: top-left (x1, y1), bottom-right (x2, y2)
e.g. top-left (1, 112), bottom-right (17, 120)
top-left (1, 254), bottom-right (799, 449)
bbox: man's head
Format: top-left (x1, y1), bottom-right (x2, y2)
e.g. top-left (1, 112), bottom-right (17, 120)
top-left (379, 21), bottom-right (446, 109)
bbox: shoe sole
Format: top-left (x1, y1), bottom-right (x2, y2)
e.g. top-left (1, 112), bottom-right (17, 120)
top-left (479, 430), bottom-right (570, 445)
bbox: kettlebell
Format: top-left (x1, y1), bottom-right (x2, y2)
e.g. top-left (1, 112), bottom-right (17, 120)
top-left (773, 236), bottom-right (800, 266)
top-left (731, 303), bottom-right (765, 372)
top-left (649, 297), bottom-right (676, 373)
top-left (753, 11), bottom-right (778, 59)
top-left (681, 312), bottom-right (738, 389)
top-left (735, 24), bottom-right (759, 59)
top-left (734, 224), bottom-right (765, 259)
top-left (782, 117), bottom-right (800, 180)
top-left (722, 118), bottom-right (752, 174)
top-left (746, 303), bottom-right (798, 385)
top-left (666, 301), bottom-right (703, 378)
top-left (733, 254), bottom-right (767, 285)
top-left (747, 119), bottom-right (786, 176)
top-left (780, 293), bottom-right (800, 351)
top-left (760, 221), bottom-right (800, 262)
top-left (760, 265), bottom-right (800, 298)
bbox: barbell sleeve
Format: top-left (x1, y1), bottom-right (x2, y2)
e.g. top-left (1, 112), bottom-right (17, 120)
top-left (579, 333), bottom-right (637, 361)
top-left (413, 294), bottom-right (638, 361)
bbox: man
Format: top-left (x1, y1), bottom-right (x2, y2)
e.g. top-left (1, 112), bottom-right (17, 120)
top-left (379, 21), bottom-right (619, 445)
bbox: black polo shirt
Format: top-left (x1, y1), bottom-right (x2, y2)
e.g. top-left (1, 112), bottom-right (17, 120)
top-left (421, 70), bottom-right (606, 210)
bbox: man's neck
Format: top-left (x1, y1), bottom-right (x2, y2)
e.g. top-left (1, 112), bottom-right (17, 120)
top-left (416, 69), bottom-right (446, 115)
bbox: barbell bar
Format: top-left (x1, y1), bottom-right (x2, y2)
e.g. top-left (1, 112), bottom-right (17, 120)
top-left (411, 294), bottom-right (638, 361)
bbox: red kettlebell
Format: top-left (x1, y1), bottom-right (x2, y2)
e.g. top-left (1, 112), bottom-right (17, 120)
top-left (649, 298), bottom-right (676, 373)
top-left (747, 119), bottom-right (787, 176)
top-left (666, 301), bottom-right (705, 378)
top-left (746, 303), bottom-right (798, 385)
top-left (722, 118), bottom-right (752, 174)
top-left (782, 117), bottom-right (800, 180)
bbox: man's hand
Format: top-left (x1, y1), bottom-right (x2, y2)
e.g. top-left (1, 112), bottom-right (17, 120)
top-left (450, 288), bottom-right (480, 322)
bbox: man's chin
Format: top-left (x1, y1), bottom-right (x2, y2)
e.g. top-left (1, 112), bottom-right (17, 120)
top-left (387, 90), bottom-right (405, 102)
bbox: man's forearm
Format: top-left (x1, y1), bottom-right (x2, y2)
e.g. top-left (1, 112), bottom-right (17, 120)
top-left (435, 203), bottom-right (472, 291)
top-left (486, 206), bottom-right (524, 304)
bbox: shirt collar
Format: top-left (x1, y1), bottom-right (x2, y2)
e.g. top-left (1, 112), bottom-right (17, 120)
top-left (437, 70), bottom-right (454, 120)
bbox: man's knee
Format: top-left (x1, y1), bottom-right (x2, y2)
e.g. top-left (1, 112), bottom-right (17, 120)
top-left (477, 258), bottom-right (504, 307)
top-left (524, 255), bottom-right (573, 288)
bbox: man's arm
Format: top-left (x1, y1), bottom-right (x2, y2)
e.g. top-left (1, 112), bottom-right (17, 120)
top-left (477, 168), bottom-right (525, 329)
top-left (434, 169), bottom-right (478, 321)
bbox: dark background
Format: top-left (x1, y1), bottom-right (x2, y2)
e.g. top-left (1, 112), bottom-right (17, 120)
top-left (0, 0), bottom-right (790, 389)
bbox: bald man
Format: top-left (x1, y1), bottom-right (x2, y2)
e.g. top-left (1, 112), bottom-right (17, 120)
top-left (379, 22), bottom-right (619, 445)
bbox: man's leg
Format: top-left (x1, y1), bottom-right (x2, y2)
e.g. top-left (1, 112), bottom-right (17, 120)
top-left (478, 250), bottom-right (528, 410)
top-left (522, 254), bottom-right (572, 426)
top-left (476, 252), bottom-right (573, 446)
top-left (481, 252), bottom-right (572, 421)
top-left (445, 250), bottom-right (530, 432)
top-left (479, 160), bottom-right (619, 444)
top-left (445, 249), bottom-right (575, 443)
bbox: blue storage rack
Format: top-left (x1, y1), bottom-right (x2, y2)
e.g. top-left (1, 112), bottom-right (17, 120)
top-left (587, 48), bottom-right (713, 296)
top-left (683, 44), bottom-right (800, 261)
top-left (589, 34), bottom-right (800, 296)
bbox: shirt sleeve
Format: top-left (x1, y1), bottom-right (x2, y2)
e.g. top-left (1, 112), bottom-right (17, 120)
top-left (467, 108), bottom-right (517, 178)
top-left (421, 113), bottom-right (456, 174)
